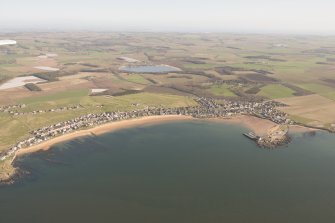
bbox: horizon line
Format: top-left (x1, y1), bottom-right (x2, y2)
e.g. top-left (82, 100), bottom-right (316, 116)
top-left (1, 28), bottom-right (335, 37)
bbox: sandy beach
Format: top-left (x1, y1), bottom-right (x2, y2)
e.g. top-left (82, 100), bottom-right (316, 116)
top-left (15, 115), bottom-right (195, 157)
top-left (15, 114), bottom-right (315, 157)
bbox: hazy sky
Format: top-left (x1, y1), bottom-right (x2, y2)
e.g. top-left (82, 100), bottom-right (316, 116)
top-left (0, 0), bottom-right (334, 34)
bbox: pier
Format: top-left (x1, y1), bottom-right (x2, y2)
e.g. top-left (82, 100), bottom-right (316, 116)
top-left (243, 132), bottom-right (260, 141)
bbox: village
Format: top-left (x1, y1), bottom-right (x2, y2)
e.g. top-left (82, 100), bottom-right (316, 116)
top-left (0, 104), bottom-right (27, 113)
top-left (0, 104), bottom-right (82, 116)
top-left (0, 97), bottom-right (292, 161)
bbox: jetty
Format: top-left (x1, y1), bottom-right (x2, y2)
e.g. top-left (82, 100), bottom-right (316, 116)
top-left (243, 132), bottom-right (260, 141)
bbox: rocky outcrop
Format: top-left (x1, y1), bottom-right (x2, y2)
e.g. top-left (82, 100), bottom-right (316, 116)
top-left (257, 125), bottom-right (290, 148)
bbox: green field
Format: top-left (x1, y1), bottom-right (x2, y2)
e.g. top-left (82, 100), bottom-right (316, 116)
top-left (288, 115), bottom-right (315, 125)
top-left (123, 74), bottom-right (151, 85)
top-left (297, 83), bottom-right (334, 94)
top-left (183, 63), bottom-right (219, 70)
top-left (208, 84), bottom-right (237, 97)
top-left (322, 92), bottom-right (335, 100)
top-left (258, 84), bottom-right (295, 99)
top-left (297, 83), bottom-right (335, 100)
top-left (19, 89), bottom-right (90, 105)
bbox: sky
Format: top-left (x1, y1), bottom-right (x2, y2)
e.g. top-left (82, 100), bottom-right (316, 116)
top-left (0, 0), bottom-right (334, 34)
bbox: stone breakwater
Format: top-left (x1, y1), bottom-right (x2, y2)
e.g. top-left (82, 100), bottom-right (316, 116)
top-left (0, 97), bottom-right (292, 161)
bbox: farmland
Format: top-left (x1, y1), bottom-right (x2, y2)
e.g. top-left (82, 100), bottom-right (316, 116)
top-left (0, 32), bottom-right (335, 155)
top-left (258, 84), bottom-right (295, 99)
top-left (208, 84), bottom-right (237, 97)
top-left (276, 95), bottom-right (335, 127)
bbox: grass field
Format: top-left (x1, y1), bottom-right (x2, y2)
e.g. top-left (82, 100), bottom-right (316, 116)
top-left (122, 74), bottom-right (151, 85)
top-left (297, 83), bottom-right (335, 100)
top-left (19, 89), bottom-right (90, 105)
top-left (288, 115), bottom-right (315, 125)
top-left (258, 84), bottom-right (295, 99)
top-left (208, 84), bottom-right (237, 97)
top-left (322, 92), bottom-right (335, 100)
top-left (297, 83), bottom-right (334, 94)
top-left (183, 63), bottom-right (219, 70)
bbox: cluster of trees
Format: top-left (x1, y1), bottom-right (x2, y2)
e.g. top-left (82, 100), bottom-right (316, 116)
top-left (33, 72), bottom-right (59, 81)
top-left (33, 71), bottom-right (75, 82)
top-left (25, 83), bottom-right (41, 91)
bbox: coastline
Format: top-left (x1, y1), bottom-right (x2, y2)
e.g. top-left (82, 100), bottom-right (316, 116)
top-left (0, 114), bottom-right (316, 183)
top-left (15, 115), bottom-right (195, 157)
top-left (12, 115), bottom-right (316, 157)
top-left (17, 114), bottom-right (292, 157)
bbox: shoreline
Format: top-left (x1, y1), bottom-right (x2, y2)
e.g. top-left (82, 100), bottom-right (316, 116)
top-left (15, 115), bottom-right (195, 157)
top-left (16, 114), bottom-right (291, 157)
top-left (1, 114), bottom-right (317, 182)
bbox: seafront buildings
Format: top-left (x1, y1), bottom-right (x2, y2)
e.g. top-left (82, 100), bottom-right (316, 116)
top-left (0, 97), bottom-right (291, 161)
